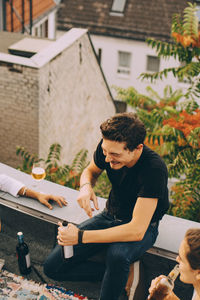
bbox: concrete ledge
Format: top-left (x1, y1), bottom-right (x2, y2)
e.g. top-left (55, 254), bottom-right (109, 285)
top-left (148, 214), bottom-right (200, 260)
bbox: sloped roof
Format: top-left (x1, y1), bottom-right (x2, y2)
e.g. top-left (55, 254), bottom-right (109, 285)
top-left (57, 0), bottom-right (189, 42)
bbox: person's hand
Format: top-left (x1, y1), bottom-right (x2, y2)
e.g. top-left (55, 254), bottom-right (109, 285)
top-left (37, 193), bottom-right (67, 210)
top-left (77, 185), bottom-right (99, 218)
top-left (57, 222), bottom-right (79, 245)
top-left (148, 276), bottom-right (177, 300)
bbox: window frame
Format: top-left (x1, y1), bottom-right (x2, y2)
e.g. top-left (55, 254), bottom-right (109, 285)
top-left (117, 50), bottom-right (132, 77)
top-left (146, 55), bottom-right (160, 73)
top-left (110, 0), bottom-right (127, 14)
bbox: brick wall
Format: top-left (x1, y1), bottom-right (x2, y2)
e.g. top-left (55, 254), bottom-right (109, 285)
top-left (0, 62), bottom-right (39, 167)
top-left (0, 30), bottom-right (115, 168)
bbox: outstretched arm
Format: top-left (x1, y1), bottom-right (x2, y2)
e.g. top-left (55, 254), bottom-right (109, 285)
top-left (0, 174), bottom-right (67, 210)
top-left (18, 187), bottom-right (67, 210)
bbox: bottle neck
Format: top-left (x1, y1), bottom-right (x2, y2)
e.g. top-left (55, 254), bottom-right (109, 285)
top-left (17, 233), bottom-right (24, 244)
top-left (168, 264), bottom-right (180, 282)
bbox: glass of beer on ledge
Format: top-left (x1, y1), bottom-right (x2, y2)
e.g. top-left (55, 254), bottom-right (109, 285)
top-left (31, 161), bottom-right (46, 188)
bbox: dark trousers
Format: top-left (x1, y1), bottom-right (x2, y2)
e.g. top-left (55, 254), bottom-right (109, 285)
top-left (43, 210), bottom-right (159, 300)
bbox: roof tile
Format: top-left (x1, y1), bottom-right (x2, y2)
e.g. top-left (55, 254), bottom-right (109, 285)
top-left (57, 0), bottom-right (189, 42)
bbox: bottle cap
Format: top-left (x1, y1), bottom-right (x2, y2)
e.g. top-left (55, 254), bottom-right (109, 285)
top-left (62, 221), bottom-right (68, 227)
top-left (17, 232), bottom-right (23, 236)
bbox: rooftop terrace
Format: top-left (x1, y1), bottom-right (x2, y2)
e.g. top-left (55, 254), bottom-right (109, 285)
top-left (0, 162), bottom-right (198, 299)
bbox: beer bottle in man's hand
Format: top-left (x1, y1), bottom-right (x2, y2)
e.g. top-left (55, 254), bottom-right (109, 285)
top-left (16, 232), bottom-right (31, 275)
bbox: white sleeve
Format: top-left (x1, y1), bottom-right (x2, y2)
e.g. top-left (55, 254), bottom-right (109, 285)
top-left (0, 174), bottom-right (25, 197)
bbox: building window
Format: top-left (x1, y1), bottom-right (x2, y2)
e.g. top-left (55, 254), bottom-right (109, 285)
top-left (146, 55), bottom-right (160, 72)
top-left (117, 51), bottom-right (131, 75)
top-left (111, 0), bottom-right (126, 13)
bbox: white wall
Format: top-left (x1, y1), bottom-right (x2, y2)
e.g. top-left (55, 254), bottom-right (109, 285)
top-left (91, 34), bottom-right (189, 99)
top-left (48, 10), bottom-right (56, 39)
top-left (38, 31), bottom-right (115, 164)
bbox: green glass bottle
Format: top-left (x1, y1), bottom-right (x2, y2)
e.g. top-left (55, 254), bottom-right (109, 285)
top-left (16, 232), bottom-right (31, 275)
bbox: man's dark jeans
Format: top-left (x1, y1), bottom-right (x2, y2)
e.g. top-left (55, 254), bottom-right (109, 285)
top-left (43, 210), bottom-right (159, 300)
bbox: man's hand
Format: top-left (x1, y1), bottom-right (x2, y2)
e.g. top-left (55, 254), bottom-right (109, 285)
top-left (37, 193), bottom-right (67, 210)
top-left (57, 222), bottom-right (79, 245)
top-left (77, 185), bottom-right (99, 218)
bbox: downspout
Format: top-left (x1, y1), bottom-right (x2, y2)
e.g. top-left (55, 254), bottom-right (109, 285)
top-left (3, 0), bottom-right (6, 30)
top-left (21, 0), bottom-right (24, 33)
top-left (10, 0), bottom-right (13, 31)
top-left (29, 0), bottom-right (32, 34)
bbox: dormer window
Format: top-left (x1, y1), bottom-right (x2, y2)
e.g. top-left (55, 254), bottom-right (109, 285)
top-left (110, 0), bottom-right (127, 16)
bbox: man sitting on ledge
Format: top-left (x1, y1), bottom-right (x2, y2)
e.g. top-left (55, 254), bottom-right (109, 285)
top-left (44, 112), bottom-right (169, 300)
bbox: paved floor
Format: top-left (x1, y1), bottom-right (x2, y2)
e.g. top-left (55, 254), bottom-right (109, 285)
top-left (0, 206), bottom-right (102, 300)
top-left (0, 206), bottom-right (194, 300)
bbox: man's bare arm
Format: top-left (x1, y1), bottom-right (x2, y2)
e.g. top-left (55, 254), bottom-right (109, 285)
top-left (82, 197), bottom-right (158, 243)
top-left (58, 197), bottom-right (158, 245)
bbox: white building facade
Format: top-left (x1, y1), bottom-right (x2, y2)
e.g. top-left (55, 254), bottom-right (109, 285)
top-left (91, 34), bottom-right (189, 98)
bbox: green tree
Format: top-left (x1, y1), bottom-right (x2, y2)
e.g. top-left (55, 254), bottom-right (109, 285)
top-left (116, 2), bottom-right (200, 221)
top-left (16, 143), bottom-right (111, 198)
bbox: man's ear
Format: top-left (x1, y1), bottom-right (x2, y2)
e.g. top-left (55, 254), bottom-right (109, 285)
top-left (136, 144), bottom-right (143, 150)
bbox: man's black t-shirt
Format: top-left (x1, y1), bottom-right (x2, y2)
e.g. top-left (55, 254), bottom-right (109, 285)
top-left (94, 140), bottom-right (169, 223)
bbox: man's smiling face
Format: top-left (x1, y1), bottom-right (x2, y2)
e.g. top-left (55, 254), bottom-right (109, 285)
top-left (101, 139), bottom-right (143, 169)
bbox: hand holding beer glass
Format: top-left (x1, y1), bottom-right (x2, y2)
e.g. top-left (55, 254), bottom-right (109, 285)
top-left (31, 161), bottom-right (46, 189)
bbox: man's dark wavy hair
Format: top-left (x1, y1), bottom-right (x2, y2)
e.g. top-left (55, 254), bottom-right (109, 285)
top-left (100, 112), bottom-right (146, 151)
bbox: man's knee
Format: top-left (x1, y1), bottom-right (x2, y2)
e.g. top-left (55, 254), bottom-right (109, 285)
top-left (106, 245), bottom-right (130, 269)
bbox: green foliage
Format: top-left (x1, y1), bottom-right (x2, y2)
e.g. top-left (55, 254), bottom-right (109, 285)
top-left (182, 2), bottom-right (198, 37)
top-left (117, 85), bottom-right (200, 221)
top-left (168, 148), bottom-right (200, 221)
top-left (16, 143), bottom-right (111, 198)
top-left (115, 3), bottom-right (200, 222)
top-left (16, 144), bottom-right (88, 189)
top-left (140, 2), bottom-right (200, 99)
top-left (16, 146), bottom-right (37, 174)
